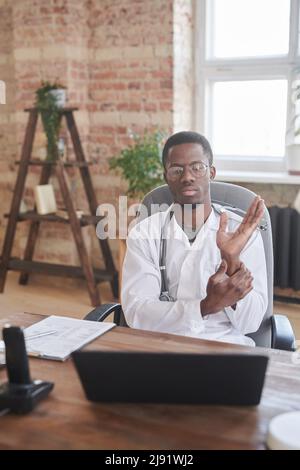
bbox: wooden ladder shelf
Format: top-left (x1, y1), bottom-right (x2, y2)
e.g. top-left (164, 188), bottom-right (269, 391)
top-left (0, 107), bottom-right (118, 306)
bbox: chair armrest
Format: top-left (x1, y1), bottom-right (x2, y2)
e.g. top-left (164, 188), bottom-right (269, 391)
top-left (271, 314), bottom-right (296, 351)
top-left (84, 303), bottom-right (122, 324)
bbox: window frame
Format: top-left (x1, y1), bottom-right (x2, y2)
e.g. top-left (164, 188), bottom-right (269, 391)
top-left (194, 0), bottom-right (300, 173)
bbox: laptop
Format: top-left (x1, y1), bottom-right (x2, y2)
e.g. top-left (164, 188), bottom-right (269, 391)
top-left (72, 351), bottom-right (268, 406)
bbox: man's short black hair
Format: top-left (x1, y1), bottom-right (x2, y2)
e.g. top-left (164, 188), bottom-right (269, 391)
top-left (162, 131), bottom-right (213, 168)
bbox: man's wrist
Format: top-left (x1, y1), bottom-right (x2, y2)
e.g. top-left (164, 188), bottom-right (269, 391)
top-left (223, 256), bottom-right (241, 276)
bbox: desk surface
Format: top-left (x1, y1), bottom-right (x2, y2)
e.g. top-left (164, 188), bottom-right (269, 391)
top-left (0, 312), bottom-right (300, 450)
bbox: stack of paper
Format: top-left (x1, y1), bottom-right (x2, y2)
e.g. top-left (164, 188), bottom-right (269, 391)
top-left (0, 315), bottom-right (115, 361)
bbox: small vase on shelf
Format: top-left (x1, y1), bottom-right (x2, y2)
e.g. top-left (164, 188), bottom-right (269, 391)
top-left (286, 144), bottom-right (300, 175)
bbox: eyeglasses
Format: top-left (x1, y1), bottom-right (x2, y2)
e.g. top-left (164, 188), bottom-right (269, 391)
top-left (167, 162), bottom-right (209, 180)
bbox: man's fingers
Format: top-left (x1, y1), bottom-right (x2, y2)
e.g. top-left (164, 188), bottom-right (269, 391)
top-left (239, 200), bottom-right (264, 241)
top-left (211, 259), bottom-right (227, 282)
top-left (240, 196), bottom-right (260, 226)
top-left (251, 199), bottom-right (264, 225)
top-left (230, 262), bottom-right (247, 281)
top-left (233, 267), bottom-right (253, 291)
top-left (236, 274), bottom-right (253, 290)
top-left (241, 196), bottom-right (264, 229)
top-left (218, 212), bottom-right (228, 233)
top-left (247, 199), bottom-right (264, 226)
top-left (230, 264), bottom-right (253, 286)
top-left (248, 196), bottom-right (261, 218)
top-left (239, 284), bottom-right (253, 299)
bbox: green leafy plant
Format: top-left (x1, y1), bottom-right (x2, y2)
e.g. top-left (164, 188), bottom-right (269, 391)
top-left (110, 131), bottom-right (165, 199)
top-left (35, 81), bottom-right (66, 160)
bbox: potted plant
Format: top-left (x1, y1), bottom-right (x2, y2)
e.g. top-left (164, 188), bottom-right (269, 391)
top-left (286, 80), bottom-right (300, 174)
top-left (109, 130), bottom-right (165, 200)
top-left (35, 81), bottom-right (66, 161)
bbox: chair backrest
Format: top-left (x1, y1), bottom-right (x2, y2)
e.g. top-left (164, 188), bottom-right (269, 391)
top-left (139, 182), bottom-right (273, 348)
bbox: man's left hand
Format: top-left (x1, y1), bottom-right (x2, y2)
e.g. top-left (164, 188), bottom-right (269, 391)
top-left (216, 196), bottom-right (265, 275)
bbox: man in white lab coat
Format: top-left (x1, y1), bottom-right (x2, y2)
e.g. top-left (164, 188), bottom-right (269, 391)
top-left (121, 131), bottom-right (268, 346)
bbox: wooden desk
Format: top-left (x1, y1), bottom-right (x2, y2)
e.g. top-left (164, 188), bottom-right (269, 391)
top-left (0, 312), bottom-right (300, 450)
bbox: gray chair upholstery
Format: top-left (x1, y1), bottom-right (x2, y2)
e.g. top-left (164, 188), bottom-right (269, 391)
top-left (85, 182), bottom-right (295, 350)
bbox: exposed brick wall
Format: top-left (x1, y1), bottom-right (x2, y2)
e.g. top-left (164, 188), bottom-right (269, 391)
top-left (0, 0), bottom-right (296, 285)
top-left (1, 0), bottom-right (92, 266)
top-left (0, 1), bottom-right (18, 251)
top-left (87, 0), bottom-right (175, 270)
top-left (234, 183), bottom-right (300, 208)
top-left (88, 0), bottom-right (173, 176)
top-left (0, 0), bottom-right (176, 274)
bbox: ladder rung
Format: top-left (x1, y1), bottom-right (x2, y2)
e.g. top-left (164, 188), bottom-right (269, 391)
top-left (8, 259), bottom-right (114, 282)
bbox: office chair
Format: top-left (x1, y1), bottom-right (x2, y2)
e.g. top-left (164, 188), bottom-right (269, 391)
top-left (85, 182), bottom-right (296, 351)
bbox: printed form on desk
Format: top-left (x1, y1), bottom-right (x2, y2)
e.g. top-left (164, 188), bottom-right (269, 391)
top-left (0, 315), bottom-right (115, 361)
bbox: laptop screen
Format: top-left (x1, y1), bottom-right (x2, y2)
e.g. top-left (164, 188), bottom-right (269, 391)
top-left (72, 351), bottom-right (268, 406)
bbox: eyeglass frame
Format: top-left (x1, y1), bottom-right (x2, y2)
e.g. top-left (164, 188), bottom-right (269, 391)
top-left (166, 161), bottom-right (210, 180)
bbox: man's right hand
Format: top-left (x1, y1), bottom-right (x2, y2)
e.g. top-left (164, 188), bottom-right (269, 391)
top-left (200, 260), bottom-right (253, 316)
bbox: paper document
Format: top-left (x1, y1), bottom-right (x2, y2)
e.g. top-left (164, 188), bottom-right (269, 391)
top-left (0, 352), bottom-right (5, 367)
top-left (0, 315), bottom-right (115, 361)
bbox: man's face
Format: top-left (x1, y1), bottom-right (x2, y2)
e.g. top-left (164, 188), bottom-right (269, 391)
top-left (164, 143), bottom-right (216, 205)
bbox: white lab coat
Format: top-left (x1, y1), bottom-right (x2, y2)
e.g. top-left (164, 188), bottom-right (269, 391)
top-left (121, 205), bottom-right (268, 346)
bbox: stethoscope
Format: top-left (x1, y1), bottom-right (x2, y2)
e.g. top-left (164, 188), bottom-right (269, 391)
top-left (159, 202), bottom-right (268, 302)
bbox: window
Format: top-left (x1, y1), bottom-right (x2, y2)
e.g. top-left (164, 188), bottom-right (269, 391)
top-left (195, 0), bottom-right (300, 173)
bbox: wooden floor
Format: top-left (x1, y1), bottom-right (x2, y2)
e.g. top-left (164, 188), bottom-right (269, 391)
top-left (273, 300), bottom-right (300, 340)
top-left (0, 271), bottom-right (299, 340)
top-left (0, 272), bottom-right (115, 320)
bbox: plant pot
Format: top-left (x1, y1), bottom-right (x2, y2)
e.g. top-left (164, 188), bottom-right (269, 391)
top-left (286, 144), bottom-right (300, 175)
top-left (49, 89), bottom-right (66, 108)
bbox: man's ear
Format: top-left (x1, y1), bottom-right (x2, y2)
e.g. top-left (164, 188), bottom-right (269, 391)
top-left (163, 171), bottom-right (168, 183)
top-left (210, 166), bottom-right (216, 180)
